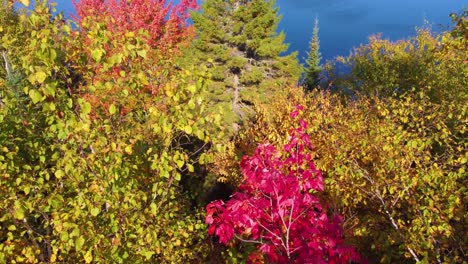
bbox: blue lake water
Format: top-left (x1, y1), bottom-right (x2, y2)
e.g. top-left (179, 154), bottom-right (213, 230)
top-left (54, 0), bottom-right (467, 62)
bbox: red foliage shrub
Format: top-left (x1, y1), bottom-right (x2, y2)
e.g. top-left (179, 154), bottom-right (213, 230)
top-left (73, 0), bottom-right (197, 50)
top-left (206, 106), bottom-right (362, 263)
top-left (70, 0), bottom-right (198, 118)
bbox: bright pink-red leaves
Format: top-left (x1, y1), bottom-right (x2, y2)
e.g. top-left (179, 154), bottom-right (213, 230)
top-left (73, 0), bottom-right (197, 49)
top-left (70, 0), bottom-right (198, 117)
top-left (206, 106), bottom-right (362, 263)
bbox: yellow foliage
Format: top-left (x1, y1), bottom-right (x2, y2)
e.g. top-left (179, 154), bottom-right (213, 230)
top-left (0, 2), bottom-right (219, 263)
top-left (223, 86), bottom-right (466, 263)
top-left (327, 28), bottom-right (467, 106)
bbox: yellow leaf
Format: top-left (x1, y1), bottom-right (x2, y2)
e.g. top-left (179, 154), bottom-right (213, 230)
top-left (14, 207), bottom-right (25, 220)
top-left (125, 32), bottom-right (135, 38)
top-left (55, 169), bottom-right (64, 179)
top-left (175, 239), bottom-right (181, 246)
top-left (90, 207), bottom-right (100, 217)
top-left (183, 125), bottom-right (192, 134)
top-left (124, 145), bottom-right (133, 155)
top-left (109, 104), bottom-right (117, 115)
top-left (19, 0), bottom-right (30, 7)
top-left (35, 71), bottom-right (47, 84)
top-left (84, 250), bottom-right (93, 263)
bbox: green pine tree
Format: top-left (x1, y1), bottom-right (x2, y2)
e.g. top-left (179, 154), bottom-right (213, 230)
top-left (303, 17), bottom-right (322, 91)
top-left (182, 0), bottom-right (301, 134)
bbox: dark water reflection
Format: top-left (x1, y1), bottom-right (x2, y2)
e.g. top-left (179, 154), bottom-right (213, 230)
top-left (277, 0), bottom-right (466, 62)
top-left (55, 0), bottom-right (466, 62)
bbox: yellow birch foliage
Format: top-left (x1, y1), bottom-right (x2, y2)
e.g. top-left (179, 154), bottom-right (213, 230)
top-left (0, 2), bottom-right (220, 263)
top-left (326, 28), bottom-right (467, 106)
top-left (229, 86), bottom-right (466, 263)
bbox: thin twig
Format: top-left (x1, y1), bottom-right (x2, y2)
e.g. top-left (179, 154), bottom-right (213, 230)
top-left (234, 234), bottom-right (263, 244)
top-left (2, 51), bottom-right (11, 77)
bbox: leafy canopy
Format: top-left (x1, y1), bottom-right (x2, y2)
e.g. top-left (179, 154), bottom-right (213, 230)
top-left (0, 1), bottom-right (219, 262)
top-left (73, 0), bottom-right (197, 50)
top-left (232, 73), bottom-right (466, 263)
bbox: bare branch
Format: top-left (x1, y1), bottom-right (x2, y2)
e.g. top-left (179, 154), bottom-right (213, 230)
top-left (2, 51), bottom-right (11, 77)
top-left (234, 234), bottom-right (263, 245)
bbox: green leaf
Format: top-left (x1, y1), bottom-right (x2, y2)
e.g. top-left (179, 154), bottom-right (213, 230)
top-left (176, 159), bottom-right (184, 169)
top-left (75, 236), bottom-right (85, 252)
top-left (187, 85), bottom-right (196, 94)
top-left (29, 90), bottom-right (43, 104)
top-left (48, 102), bottom-right (56, 111)
top-left (188, 99), bottom-right (196, 110)
top-left (84, 250), bottom-right (93, 263)
top-left (55, 169), bottom-right (65, 179)
top-left (136, 49), bottom-right (147, 58)
top-left (183, 125), bottom-right (193, 134)
top-left (187, 164), bottom-right (194, 173)
top-left (109, 104), bottom-right (117, 115)
top-left (196, 130), bottom-right (205, 140)
top-left (90, 207), bottom-right (100, 217)
top-left (14, 205), bottom-right (25, 220)
top-left (91, 49), bottom-right (104, 62)
top-left (150, 203), bottom-right (157, 216)
top-left (81, 101), bottom-right (92, 115)
top-left (60, 232), bottom-right (69, 242)
top-left (124, 145), bottom-right (133, 155)
top-left (70, 228), bottom-right (80, 238)
top-left (35, 71), bottom-right (47, 84)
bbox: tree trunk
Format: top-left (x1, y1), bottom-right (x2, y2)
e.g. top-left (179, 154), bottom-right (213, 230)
top-left (232, 73), bottom-right (241, 132)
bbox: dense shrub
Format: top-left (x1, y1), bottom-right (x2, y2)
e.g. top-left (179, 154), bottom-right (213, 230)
top-left (325, 26), bottom-right (467, 106)
top-left (0, 1), bottom-right (218, 262)
top-left (225, 84), bottom-right (466, 263)
top-left (207, 110), bottom-right (361, 263)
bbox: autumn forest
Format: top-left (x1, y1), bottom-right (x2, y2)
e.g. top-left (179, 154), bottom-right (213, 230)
top-left (0, 0), bottom-right (466, 263)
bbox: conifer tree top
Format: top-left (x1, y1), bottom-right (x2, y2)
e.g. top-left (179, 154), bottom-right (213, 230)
top-left (184, 0), bottom-right (301, 135)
